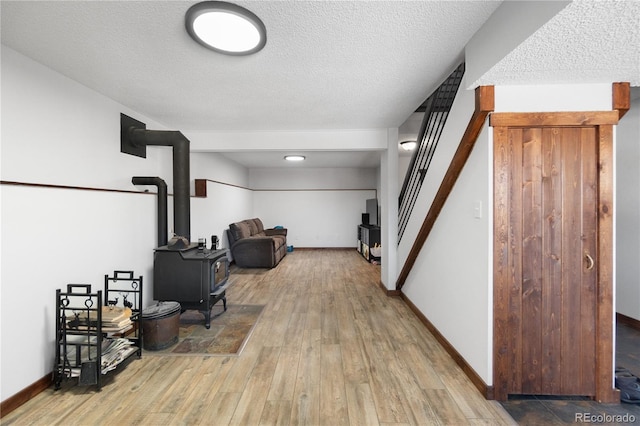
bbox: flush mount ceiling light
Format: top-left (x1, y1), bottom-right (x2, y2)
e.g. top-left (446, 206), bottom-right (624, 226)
top-left (185, 1), bottom-right (266, 55)
top-left (400, 140), bottom-right (417, 151)
top-left (284, 155), bottom-right (305, 162)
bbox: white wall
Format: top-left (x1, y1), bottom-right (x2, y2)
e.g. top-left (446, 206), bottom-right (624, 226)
top-left (248, 167), bottom-right (377, 248)
top-left (249, 167), bottom-right (375, 190)
top-left (404, 123), bottom-right (492, 382)
top-left (616, 97), bottom-right (640, 321)
top-left (399, 83), bottom-right (492, 383)
top-left (0, 48), bottom-right (172, 189)
top-left (494, 83), bottom-right (612, 112)
top-left (398, 155), bottom-right (412, 188)
top-left (190, 152), bottom-right (249, 190)
top-left (0, 46), bottom-right (173, 400)
top-left (0, 47), bottom-right (257, 401)
top-left (190, 153), bottom-right (252, 251)
top-left (191, 165), bottom-right (381, 249)
top-left (380, 128), bottom-right (399, 289)
top-left (253, 190), bottom-right (375, 248)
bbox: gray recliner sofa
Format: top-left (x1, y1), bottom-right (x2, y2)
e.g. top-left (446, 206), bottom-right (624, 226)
top-left (227, 218), bottom-right (287, 268)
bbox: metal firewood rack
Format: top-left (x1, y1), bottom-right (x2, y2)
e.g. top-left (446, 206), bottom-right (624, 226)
top-left (53, 271), bottom-right (142, 390)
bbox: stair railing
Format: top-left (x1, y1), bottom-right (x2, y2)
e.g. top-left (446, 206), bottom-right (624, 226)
top-left (398, 63), bottom-right (465, 242)
top-left (396, 85), bottom-right (494, 291)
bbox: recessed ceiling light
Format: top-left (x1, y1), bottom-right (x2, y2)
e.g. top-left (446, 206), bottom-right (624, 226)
top-left (185, 1), bottom-right (266, 55)
top-left (284, 155), bottom-right (305, 162)
top-left (400, 140), bottom-right (417, 151)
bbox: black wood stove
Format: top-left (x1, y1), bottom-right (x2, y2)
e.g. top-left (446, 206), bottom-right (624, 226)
top-left (121, 114), bottom-right (231, 329)
top-left (153, 244), bottom-right (230, 329)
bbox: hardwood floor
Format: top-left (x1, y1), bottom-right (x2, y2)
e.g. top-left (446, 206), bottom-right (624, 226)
top-left (2, 249), bottom-right (515, 425)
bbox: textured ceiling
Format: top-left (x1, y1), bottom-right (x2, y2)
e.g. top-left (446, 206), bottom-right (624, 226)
top-left (1, 1), bottom-right (638, 168)
top-left (0, 1), bottom-right (500, 132)
top-left (474, 0), bottom-right (640, 87)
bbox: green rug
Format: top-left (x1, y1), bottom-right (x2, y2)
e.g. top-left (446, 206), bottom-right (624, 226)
top-left (145, 304), bottom-right (264, 356)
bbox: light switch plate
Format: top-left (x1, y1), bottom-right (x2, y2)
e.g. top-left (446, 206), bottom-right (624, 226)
top-left (474, 200), bottom-right (482, 219)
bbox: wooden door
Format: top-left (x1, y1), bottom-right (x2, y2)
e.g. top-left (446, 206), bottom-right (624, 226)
top-left (492, 112), bottom-right (619, 403)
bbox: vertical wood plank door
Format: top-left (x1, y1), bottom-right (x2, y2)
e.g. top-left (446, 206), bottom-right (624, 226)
top-left (493, 125), bottom-right (602, 399)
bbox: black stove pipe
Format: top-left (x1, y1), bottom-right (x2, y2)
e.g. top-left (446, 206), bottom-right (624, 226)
top-left (127, 128), bottom-right (191, 242)
top-left (132, 177), bottom-right (168, 247)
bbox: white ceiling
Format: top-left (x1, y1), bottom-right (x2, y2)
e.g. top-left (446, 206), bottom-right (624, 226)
top-left (1, 1), bottom-right (638, 168)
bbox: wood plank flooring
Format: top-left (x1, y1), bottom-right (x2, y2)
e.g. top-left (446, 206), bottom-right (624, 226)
top-left (2, 249), bottom-right (515, 425)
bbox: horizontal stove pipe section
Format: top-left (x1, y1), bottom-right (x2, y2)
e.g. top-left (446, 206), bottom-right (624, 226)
top-left (132, 176), bottom-right (168, 247)
top-left (121, 113), bottom-right (191, 242)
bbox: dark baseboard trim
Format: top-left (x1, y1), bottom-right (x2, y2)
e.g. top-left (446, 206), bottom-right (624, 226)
top-left (617, 312), bottom-right (640, 332)
top-left (400, 292), bottom-right (494, 400)
top-left (1, 373), bottom-right (52, 418)
top-left (380, 280), bottom-right (401, 297)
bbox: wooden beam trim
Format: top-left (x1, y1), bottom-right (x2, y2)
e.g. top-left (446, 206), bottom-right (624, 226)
top-left (396, 86), bottom-right (495, 290)
top-left (0, 180), bottom-right (201, 199)
top-left (476, 85), bottom-right (495, 113)
top-left (194, 178), bottom-right (252, 196)
top-left (0, 180), bottom-right (149, 195)
top-left (491, 125), bottom-right (511, 402)
top-left (490, 111), bottom-right (619, 128)
top-left (194, 178), bottom-right (208, 197)
top-left (595, 124), bottom-right (619, 404)
top-left (195, 178), bottom-right (377, 198)
top-left (612, 82), bottom-right (630, 119)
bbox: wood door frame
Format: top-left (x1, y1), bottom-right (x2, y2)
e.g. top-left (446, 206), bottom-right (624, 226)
top-left (491, 110), bottom-right (620, 403)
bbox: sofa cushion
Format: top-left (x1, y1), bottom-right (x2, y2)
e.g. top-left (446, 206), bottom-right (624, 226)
top-left (229, 221), bottom-right (251, 241)
top-left (253, 218), bottom-right (264, 233)
top-left (244, 219), bottom-right (258, 236)
top-left (271, 235), bottom-right (286, 249)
